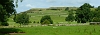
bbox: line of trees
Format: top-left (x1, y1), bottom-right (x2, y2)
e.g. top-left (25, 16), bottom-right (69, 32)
top-left (65, 3), bottom-right (100, 23)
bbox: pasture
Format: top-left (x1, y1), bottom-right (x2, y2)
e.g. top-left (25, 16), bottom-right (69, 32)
top-left (5, 9), bottom-right (100, 35)
top-left (14, 25), bottom-right (100, 35)
top-left (8, 10), bottom-right (71, 26)
top-left (28, 10), bottom-right (69, 23)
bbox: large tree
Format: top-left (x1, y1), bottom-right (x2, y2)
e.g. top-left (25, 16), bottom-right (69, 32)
top-left (91, 6), bottom-right (100, 22)
top-left (14, 13), bottom-right (29, 26)
top-left (75, 3), bottom-right (93, 23)
top-left (0, 0), bottom-right (22, 26)
top-left (65, 11), bottom-right (75, 23)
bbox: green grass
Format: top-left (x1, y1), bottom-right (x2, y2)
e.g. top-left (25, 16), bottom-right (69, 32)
top-left (14, 25), bottom-right (100, 35)
top-left (8, 10), bottom-right (69, 24)
top-left (6, 10), bottom-right (100, 35)
top-left (27, 10), bottom-right (69, 23)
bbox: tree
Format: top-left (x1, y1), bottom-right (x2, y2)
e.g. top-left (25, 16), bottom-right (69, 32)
top-left (0, 0), bottom-right (15, 26)
top-left (15, 0), bottom-right (23, 7)
top-left (65, 11), bottom-right (75, 24)
top-left (75, 3), bottom-right (93, 23)
top-left (40, 15), bottom-right (53, 25)
top-left (94, 6), bottom-right (100, 18)
top-left (14, 13), bottom-right (29, 26)
top-left (91, 6), bottom-right (100, 22)
top-left (42, 20), bottom-right (51, 25)
top-left (0, 0), bottom-right (23, 26)
top-left (65, 7), bottom-right (69, 11)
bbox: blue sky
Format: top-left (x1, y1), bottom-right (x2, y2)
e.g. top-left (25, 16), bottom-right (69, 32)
top-left (15, 0), bottom-right (100, 13)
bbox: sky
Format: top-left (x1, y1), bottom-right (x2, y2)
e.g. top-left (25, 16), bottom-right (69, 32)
top-left (15, 0), bottom-right (100, 13)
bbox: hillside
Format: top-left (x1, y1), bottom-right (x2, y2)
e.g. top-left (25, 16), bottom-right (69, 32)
top-left (8, 7), bottom-right (78, 26)
top-left (23, 7), bottom-right (78, 13)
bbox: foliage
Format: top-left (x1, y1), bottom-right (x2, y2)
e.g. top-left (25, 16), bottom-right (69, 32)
top-left (15, 0), bottom-right (23, 7)
top-left (0, 0), bottom-right (15, 26)
top-left (94, 6), bottom-right (100, 18)
top-left (75, 3), bottom-right (94, 23)
top-left (91, 17), bottom-right (100, 22)
top-left (1, 22), bottom-right (9, 26)
top-left (14, 13), bottom-right (30, 25)
top-left (40, 15), bottom-right (53, 25)
top-left (65, 7), bottom-right (69, 11)
top-left (33, 21), bottom-right (36, 23)
top-left (91, 6), bottom-right (100, 22)
top-left (0, 28), bottom-right (24, 35)
top-left (42, 20), bottom-right (51, 25)
top-left (65, 11), bottom-right (75, 22)
top-left (0, 0), bottom-right (23, 26)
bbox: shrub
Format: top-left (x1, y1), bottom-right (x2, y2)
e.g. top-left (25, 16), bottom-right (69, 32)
top-left (33, 21), bottom-right (36, 23)
top-left (92, 17), bottom-right (100, 22)
top-left (1, 22), bottom-right (9, 26)
top-left (42, 20), bottom-right (51, 25)
top-left (0, 28), bottom-right (24, 34)
top-left (37, 21), bottom-right (39, 23)
top-left (40, 15), bottom-right (53, 25)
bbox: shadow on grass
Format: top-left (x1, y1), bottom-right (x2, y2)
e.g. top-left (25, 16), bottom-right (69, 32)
top-left (0, 28), bottom-right (25, 35)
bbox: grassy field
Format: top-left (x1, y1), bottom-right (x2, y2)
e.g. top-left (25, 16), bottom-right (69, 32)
top-left (8, 10), bottom-right (70, 26)
top-left (8, 10), bottom-right (79, 27)
top-left (28, 10), bottom-right (69, 23)
top-left (14, 25), bottom-right (100, 35)
top-left (7, 10), bottom-right (87, 26)
top-left (6, 9), bottom-right (100, 35)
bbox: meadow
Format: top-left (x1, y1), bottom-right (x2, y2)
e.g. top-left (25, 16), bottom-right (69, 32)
top-left (5, 9), bottom-right (100, 35)
top-left (8, 10), bottom-right (70, 26)
top-left (28, 10), bottom-right (69, 23)
top-left (14, 25), bottom-right (100, 35)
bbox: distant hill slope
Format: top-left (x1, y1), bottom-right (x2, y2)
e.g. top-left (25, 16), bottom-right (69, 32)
top-left (22, 7), bottom-right (78, 13)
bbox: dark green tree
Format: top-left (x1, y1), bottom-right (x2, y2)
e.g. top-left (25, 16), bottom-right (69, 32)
top-left (42, 20), bottom-right (51, 25)
top-left (65, 7), bottom-right (69, 11)
top-left (0, 0), bottom-right (15, 26)
top-left (91, 6), bottom-right (100, 22)
top-left (65, 11), bottom-right (75, 24)
top-left (94, 6), bottom-right (100, 18)
top-left (75, 3), bottom-right (93, 23)
top-left (40, 15), bottom-right (53, 25)
top-left (14, 13), bottom-right (29, 26)
top-left (0, 0), bottom-right (23, 26)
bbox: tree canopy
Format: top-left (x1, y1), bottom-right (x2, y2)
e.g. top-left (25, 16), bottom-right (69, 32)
top-left (40, 15), bottom-right (53, 25)
top-left (65, 11), bottom-right (75, 22)
top-left (14, 13), bottom-right (30, 25)
top-left (75, 3), bottom-right (94, 23)
top-left (0, 0), bottom-right (15, 26)
top-left (0, 0), bottom-right (23, 26)
top-left (91, 6), bottom-right (100, 22)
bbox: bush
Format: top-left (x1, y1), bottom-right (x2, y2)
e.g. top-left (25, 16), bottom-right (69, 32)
top-left (0, 28), bottom-right (24, 34)
top-left (1, 22), bottom-right (9, 26)
top-left (37, 21), bottom-right (39, 23)
top-left (92, 17), bottom-right (100, 22)
top-left (42, 20), bottom-right (51, 25)
top-left (33, 21), bottom-right (36, 23)
top-left (40, 15), bottom-right (53, 25)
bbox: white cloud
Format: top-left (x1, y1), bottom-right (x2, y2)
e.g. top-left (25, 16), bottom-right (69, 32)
top-left (26, 4), bottom-right (35, 8)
